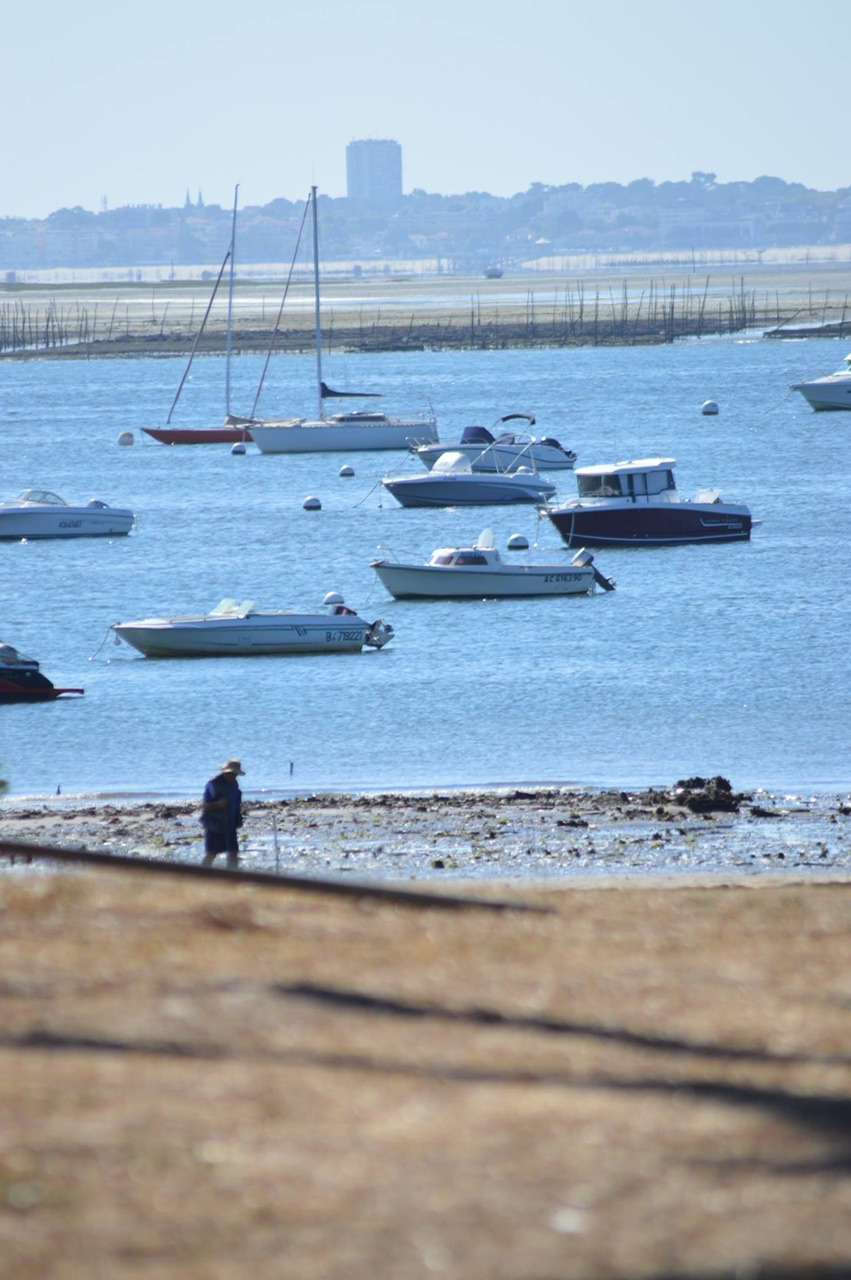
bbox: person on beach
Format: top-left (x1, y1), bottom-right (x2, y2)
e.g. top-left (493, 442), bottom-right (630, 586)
top-left (200, 758), bottom-right (245, 868)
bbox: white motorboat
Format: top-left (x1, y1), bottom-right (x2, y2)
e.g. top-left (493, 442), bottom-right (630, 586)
top-left (247, 187), bottom-right (437, 453)
top-left (0, 489), bottom-right (135, 539)
top-left (543, 457), bottom-right (753, 547)
top-left (371, 530), bottom-right (614, 599)
top-left (412, 414), bottom-right (577, 472)
top-left (111, 595), bottom-right (394, 657)
top-left (381, 451), bottom-right (558, 508)
top-left (791, 351), bottom-right (851, 411)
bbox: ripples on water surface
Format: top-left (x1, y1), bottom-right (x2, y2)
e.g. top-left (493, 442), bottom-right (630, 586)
top-left (1, 336), bottom-right (849, 798)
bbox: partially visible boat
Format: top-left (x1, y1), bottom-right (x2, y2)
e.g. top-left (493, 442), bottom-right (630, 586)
top-left (248, 187), bottom-right (438, 454)
top-left (111, 595), bottom-right (394, 657)
top-left (791, 351), bottom-right (851, 411)
top-left (543, 457), bottom-right (753, 547)
top-left (0, 490), bottom-right (135, 539)
top-left (381, 451), bottom-right (558, 508)
top-left (0, 642), bottom-right (84, 702)
top-left (371, 529), bottom-right (614, 598)
top-left (412, 414), bottom-right (576, 472)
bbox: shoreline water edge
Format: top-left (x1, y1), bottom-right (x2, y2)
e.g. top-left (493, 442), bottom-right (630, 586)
top-left (2, 778), bottom-right (849, 882)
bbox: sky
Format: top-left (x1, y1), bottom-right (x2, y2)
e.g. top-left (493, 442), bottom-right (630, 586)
top-left (2, 0), bottom-right (848, 220)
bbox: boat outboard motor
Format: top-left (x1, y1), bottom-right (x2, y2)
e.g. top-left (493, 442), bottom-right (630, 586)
top-left (365, 619), bottom-right (394, 649)
top-left (570, 548), bottom-right (616, 591)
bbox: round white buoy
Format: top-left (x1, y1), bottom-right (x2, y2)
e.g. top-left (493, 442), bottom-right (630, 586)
top-left (303, 496), bottom-right (322, 510)
top-left (507, 533), bottom-right (529, 550)
top-left (701, 400), bottom-right (719, 415)
top-left (339, 464), bottom-right (355, 477)
top-left (117, 431), bottom-right (134, 446)
top-left (231, 442), bottom-right (246, 455)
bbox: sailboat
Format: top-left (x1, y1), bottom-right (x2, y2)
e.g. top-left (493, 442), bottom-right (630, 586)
top-left (248, 187), bottom-right (438, 454)
top-left (142, 187), bottom-right (253, 445)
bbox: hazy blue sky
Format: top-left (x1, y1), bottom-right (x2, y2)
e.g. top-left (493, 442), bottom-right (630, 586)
top-left (3, 0), bottom-right (847, 218)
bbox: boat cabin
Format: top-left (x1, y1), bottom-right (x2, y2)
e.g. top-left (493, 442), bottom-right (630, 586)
top-left (427, 547), bottom-right (502, 568)
top-left (575, 458), bottom-right (677, 500)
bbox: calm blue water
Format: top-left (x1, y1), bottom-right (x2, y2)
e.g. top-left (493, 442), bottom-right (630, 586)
top-left (1, 335), bottom-right (849, 800)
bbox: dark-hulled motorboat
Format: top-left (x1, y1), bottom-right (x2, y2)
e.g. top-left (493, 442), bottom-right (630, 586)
top-left (543, 457), bottom-right (753, 547)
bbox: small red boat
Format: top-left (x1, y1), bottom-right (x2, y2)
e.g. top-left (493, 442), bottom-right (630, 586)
top-left (0, 643), bottom-right (84, 703)
top-left (143, 420), bottom-right (253, 446)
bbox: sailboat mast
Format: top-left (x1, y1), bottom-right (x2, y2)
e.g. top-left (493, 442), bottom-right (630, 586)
top-left (225, 184), bottom-right (239, 418)
top-left (311, 185), bottom-right (325, 420)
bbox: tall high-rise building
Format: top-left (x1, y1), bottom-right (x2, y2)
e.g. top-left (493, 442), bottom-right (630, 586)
top-left (346, 139), bottom-right (403, 206)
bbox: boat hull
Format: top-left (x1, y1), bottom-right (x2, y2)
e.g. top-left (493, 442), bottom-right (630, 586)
top-left (415, 442), bottom-right (575, 471)
top-left (143, 426), bottom-right (253, 444)
top-left (112, 615), bottom-right (376, 657)
top-left (381, 475), bottom-right (557, 507)
top-left (545, 502), bottom-right (752, 547)
top-left (249, 418), bottom-right (437, 453)
top-left (791, 379), bottom-right (851, 411)
top-left (372, 561), bottom-right (596, 599)
top-left (0, 509), bottom-right (135, 539)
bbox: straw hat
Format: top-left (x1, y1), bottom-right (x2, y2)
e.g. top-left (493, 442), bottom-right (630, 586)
top-left (219, 758), bottom-right (245, 776)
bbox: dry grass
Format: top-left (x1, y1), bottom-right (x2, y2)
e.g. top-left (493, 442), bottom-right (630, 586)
top-left (2, 869), bottom-right (851, 1277)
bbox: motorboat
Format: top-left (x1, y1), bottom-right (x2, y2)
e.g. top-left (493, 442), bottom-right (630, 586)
top-left (790, 351), bottom-right (851, 411)
top-left (381, 451), bottom-right (558, 508)
top-left (247, 188), bottom-right (437, 454)
top-left (411, 414), bottom-right (577, 472)
top-left (0, 642), bottom-right (84, 702)
top-left (0, 490), bottom-right (135, 539)
top-left (543, 457), bottom-right (753, 547)
top-left (111, 595), bottom-right (394, 657)
top-left (371, 530), bottom-right (614, 599)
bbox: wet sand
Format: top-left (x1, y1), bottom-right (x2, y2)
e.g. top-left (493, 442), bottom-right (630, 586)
top-left (2, 782), bottom-right (851, 1278)
top-left (2, 780), bottom-right (850, 880)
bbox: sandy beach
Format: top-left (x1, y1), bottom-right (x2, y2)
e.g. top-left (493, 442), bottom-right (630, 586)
top-left (2, 778), bottom-right (850, 881)
top-left (1, 780), bottom-right (851, 1277)
top-left (3, 784), bottom-right (851, 1278)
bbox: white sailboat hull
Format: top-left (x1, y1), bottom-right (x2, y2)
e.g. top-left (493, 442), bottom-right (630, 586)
top-left (249, 415), bottom-right (437, 454)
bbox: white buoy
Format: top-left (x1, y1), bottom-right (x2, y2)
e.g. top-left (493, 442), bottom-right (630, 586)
top-left (231, 442), bottom-right (246, 455)
top-left (117, 431), bottom-right (134, 446)
top-left (339, 464), bottom-right (355, 477)
top-left (701, 400), bottom-right (719, 415)
top-left (507, 533), bottom-right (529, 550)
top-left (303, 496), bottom-right (321, 510)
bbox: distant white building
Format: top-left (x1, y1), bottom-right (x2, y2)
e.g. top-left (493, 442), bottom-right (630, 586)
top-left (346, 139), bottom-right (403, 206)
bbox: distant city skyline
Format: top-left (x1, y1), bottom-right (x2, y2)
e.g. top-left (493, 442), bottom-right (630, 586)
top-left (4, 0), bottom-right (849, 220)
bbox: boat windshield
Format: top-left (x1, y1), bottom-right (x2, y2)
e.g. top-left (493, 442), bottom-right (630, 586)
top-left (577, 473), bottom-right (624, 498)
top-left (18, 489), bottom-right (67, 505)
